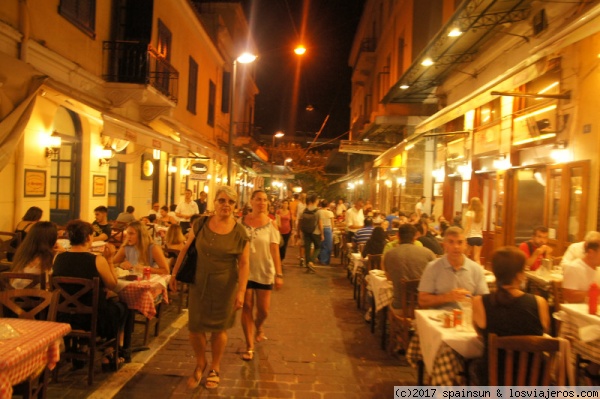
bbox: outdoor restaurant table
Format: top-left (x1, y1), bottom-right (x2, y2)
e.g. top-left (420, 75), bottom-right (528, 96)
top-left (0, 318), bottom-right (71, 399)
top-left (365, 269), bottom-right (393, 348)
top-left (349, 252), bottom-right (364, 276)
top-left (558, 303), bottom-right (600, 365)
top-left (406, 309), bottom-right (483, 386)
top-left (113, 273), bottom-right (170, 353)
top-left (525, 269), bottom-right (563, 290)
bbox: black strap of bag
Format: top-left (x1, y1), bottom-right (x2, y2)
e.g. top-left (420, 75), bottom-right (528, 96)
top-left (175, 216), bottom-right (208, 284)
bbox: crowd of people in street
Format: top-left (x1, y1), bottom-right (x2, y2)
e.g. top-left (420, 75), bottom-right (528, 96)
top-left (6, 189), bottom-right (600, 387)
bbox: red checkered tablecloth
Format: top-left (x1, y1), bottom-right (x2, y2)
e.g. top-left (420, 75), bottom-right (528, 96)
top-left (117, 277), bottom-right (169, 319)
top-left (0, 318), bottom-right (71, 399)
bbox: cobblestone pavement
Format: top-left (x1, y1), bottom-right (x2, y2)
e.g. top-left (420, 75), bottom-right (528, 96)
top-left (47, 245), bottom-right (417, 398)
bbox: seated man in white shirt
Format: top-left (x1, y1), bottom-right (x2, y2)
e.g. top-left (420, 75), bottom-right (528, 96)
top-left (563, 234), bottom-right (600, 303)
top-left (560, 231), bottom-right (600, 267)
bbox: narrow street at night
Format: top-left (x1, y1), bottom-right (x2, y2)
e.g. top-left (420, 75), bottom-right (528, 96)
top-left (47, 244), bottom-right (415, 399)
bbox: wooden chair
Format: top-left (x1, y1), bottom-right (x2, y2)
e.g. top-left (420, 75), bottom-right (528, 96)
top-left (164, 248), bottom-right (188, 313)
top-left (387, 279), bottom-right (420, 355)
top-left (0, 272), bottom-right (45, 291)
top-left (550, 280), bottom-right (563, 335)
top-left (51, 277), bottom-right (120, 385)
top-left (488, 333), bottom-right (565, 386)
top-left (0, 288), bottom-right (59, 398)
top-left (0, 231), bottom-right (19, 267)
top-left (106, 221), bottom-right (127, 247)
top-left (0, 288), bottom-right (58, 320)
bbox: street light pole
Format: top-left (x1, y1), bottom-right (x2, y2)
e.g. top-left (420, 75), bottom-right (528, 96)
top-left (270, 131), bottom-right (285, 193)
top-left (227, 52), bottom-right (257, 187)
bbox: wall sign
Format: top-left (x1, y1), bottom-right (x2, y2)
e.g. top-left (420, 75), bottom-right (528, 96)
top-left (24, 169), bottom-right (46, 197)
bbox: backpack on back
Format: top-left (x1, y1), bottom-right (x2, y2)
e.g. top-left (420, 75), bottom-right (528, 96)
top-left (299, 208), bottom-right (318, 235)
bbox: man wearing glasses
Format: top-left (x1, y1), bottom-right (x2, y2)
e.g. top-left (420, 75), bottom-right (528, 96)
top-left (176, 189), bottom-right (200, 233)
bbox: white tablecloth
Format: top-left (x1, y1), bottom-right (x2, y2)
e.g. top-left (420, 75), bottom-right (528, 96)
top-left (365, 270), bottom-right (393, 312)
top-left (414, 309), bottom-right (483, 374)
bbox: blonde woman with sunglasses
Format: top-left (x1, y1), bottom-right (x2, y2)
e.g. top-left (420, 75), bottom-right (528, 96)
top-left (169, 186), bottom-right (249, 390)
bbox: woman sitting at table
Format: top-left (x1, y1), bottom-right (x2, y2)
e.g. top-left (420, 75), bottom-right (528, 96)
top-left (165, 224), bottom-right (186, 251)
top-left (10, 221), bottom-right (58, 289)
top-left (471, 246), bottom-right (549, 384)
top-left (113, 221), bottom-right (170, 275)
top-left (52, 219), bottom-right (126, 370)
top-left (7, 206), bottom-right (43, 261)
top-left (156, 206), bottom-right (178, 227)
top-left (361, 226), bottom-right (387, 258)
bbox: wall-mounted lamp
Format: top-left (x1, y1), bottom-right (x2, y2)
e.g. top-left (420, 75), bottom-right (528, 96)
top-left (45, 134), bottom-right (62, 158)
top-left (98, 146), bottom-right (114, 166)
top-left (181, 169), bottom-right (191, 176)
top-left (168, 165), bottom-right (178, 174)
top-left (551, 140), bottom-right (570, 163)
top-left (152, 149), bottom-right (161, 160)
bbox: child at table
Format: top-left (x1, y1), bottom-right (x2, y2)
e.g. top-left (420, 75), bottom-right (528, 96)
top-left (470, 246), bottom-right (549, 385)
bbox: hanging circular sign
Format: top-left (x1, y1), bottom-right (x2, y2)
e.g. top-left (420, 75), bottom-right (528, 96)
top-left (142, 159), bottom-right (154, 177)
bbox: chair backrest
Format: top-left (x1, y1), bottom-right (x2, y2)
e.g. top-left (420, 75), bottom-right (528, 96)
top-left (399, 279), bottom-right (420, 319)
top-left (488, 333), bottom-right (563, 386)
top-left (0, 231), bottom-right (19, 261)
top-left (107, 221), bottom-right (127, 246)
top-left (367, 254), bottom-right (383, 271)
top-left (0, 288), bottom-right (58, 320)
top-left (0, 272), bottom-right (45, 290)
top-left (52, 276), bottom-right (100, 334)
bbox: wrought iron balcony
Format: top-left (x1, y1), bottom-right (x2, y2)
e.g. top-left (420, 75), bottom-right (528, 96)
top-left (103, 41), bottom-right (179, 103)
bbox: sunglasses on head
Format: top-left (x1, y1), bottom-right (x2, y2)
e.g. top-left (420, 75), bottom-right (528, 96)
top-left (217, 198), bottom-right (236, 205)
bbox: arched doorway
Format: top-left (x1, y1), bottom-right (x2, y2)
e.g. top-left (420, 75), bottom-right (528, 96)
top-left (49, 107), bottom-right (82, 225)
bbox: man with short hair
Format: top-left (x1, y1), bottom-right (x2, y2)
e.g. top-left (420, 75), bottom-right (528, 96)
top-left (353, 217), bottom-right (374, 246)
top-left (418, 226), bottom-right (489, 310)
top-left (518, 226), bottom-right (553, 271)
top-left (149, 202), bottom-right (160, 216)
top-left (176, 189), bottom-right (199, 232)
top-left (195, 191), bottom-right (208, 214)
top-left (92, 206), bottom-right (111, 242)
top-left (563, 233), bottom-right (600, 303)
top-left (385, 207), bottom-right (400, 231)
top-left (561, 231), bottom-right (600, 267)
top-left (415, 196), bottom-right (426, 218)
top-left (385, 225), bottom-right (436, 309)
top-left (345, 198), bottom-right (364, 240)
top-left (116, 205), bottom-right (136, 224)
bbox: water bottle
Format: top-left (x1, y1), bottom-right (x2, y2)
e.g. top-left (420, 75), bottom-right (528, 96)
top-left (589, 283), bottom-right (599, 315)
top-left (460, 294), bottom-right (473, 331)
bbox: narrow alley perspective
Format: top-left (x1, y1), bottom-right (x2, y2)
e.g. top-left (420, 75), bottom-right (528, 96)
top-left (46, 244), bottom-right (416, 399)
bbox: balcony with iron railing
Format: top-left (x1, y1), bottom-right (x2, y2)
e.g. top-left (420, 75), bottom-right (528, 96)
top-left (103, 41), bottom-right (179, 103)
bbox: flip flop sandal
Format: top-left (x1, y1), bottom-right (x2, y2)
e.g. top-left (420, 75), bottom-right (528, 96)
top-left (187, 364), bottom-right (206, 389)
top-left (241, 350), bottom-right (254, 361)
top-left (255, 331), bottom-right (268, 343)
top-left (205, 369), bottom-right (220, 389)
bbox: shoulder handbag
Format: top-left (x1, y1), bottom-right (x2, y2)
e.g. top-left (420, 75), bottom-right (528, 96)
top-left (175, 216), bottom-right (208, 284)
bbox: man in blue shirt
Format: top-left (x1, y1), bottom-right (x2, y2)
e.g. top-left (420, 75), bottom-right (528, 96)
top-left (353, 217), bottom-right (374, 247)
top-left (418, 226), bottom-right (489, 310)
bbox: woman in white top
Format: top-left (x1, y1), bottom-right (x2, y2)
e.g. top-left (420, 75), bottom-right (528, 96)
top-left (464, 197), bottom-right (484, 264)
top-left (240, 190), bottom-right (283, 361)
top-left (318, 199), bottom-right (335, 265)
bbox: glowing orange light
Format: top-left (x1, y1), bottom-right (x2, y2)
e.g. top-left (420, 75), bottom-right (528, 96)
top-left (294, 45), bottom-right (306, 55)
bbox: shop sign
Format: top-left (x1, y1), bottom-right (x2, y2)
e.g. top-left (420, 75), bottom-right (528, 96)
top-left (190, 163), bottom-right (208, 174)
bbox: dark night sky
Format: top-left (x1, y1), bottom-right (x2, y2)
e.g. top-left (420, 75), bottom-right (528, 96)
top-left (243, 0), bottom-right (365, 142)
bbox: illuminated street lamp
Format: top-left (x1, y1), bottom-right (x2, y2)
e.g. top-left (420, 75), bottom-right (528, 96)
top-left (227, 52), bottom-right (257, 186)
top-left (294, 45), bottom-right (306, 55)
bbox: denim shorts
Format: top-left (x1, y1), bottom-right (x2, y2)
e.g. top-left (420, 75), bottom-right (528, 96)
top-left (467, 237), bottom-right (483, 246)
